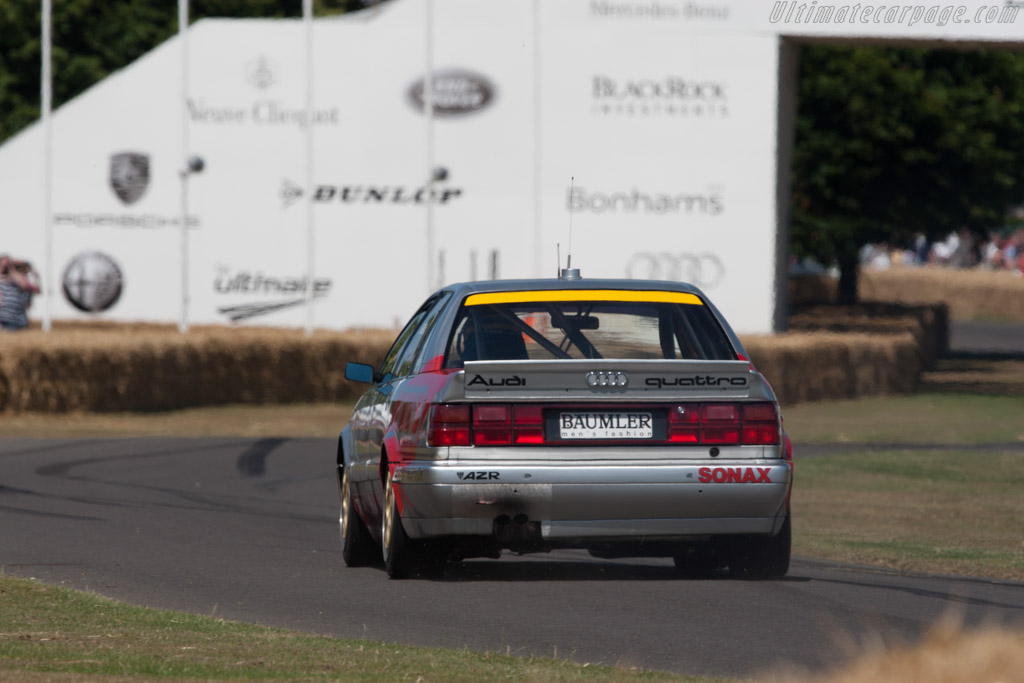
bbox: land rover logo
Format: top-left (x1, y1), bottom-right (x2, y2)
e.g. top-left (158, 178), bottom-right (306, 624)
top-left (109, 152), bottom-right (150, 206)
top-left (586, 371), bottom-right (629, 388)
top-left (407, 69), bottom-right (496, 117)
top-left (62, 251), bottom-right (123, 313)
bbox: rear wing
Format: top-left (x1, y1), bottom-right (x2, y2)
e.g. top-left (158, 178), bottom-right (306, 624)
top-left (454, 359), bottom-right (773, 402)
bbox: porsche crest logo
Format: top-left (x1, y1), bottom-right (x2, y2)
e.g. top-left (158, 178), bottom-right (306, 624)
top-left (109, 152), bottom-right (150, 205)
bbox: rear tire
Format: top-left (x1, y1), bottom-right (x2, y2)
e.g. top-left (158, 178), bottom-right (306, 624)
top-left (340, 467), bottom-right (377, 567)
top-left (382, 470), bottom-right (445, 579)
top-left (727, 512), bottom-right (791, 579)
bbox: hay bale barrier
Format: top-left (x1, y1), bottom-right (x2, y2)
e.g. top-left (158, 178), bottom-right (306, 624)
top-left (789, 301), bottom-right (948, 371)
top-left (743, 331), bottom-right (920, 406)
top-left (0, 324), bottom-right (394, 413)
top-left (0, 305), bottom-right (936, 412)
top-left (792, 266), bottom-right (1024, 322)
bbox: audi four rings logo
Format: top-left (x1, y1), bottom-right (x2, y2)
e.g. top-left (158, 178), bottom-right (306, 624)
top-left (626, 252), bottom-right (725, 289)
top-left (586, 371), bottom-right (629, 388)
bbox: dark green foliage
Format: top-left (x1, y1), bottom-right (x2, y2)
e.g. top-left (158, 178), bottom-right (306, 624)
top-left (792, 45), bottom-right (1024, 302)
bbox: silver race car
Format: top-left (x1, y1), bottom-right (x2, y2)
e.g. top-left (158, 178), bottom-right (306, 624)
top-left (339, 273), bottom-right (793, 578)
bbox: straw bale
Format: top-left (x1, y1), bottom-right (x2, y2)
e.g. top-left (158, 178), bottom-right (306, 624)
top-left (0, 325), bottom-right (393, 413)
top-left (0, 321), bottom-right (923, 413)
top-left (742, 331), bottom-right (920, 406)
top-left (791, 267), bottom-right (1024, 321)
top-left (790, 302), bottom-right (947, 370)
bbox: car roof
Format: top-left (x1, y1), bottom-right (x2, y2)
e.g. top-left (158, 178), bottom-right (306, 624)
top-left (440, 277), bottom-right (705, 298)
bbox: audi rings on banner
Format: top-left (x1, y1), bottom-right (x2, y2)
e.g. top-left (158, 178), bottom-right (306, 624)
top-left (626, 252), bottom-right (725, 289)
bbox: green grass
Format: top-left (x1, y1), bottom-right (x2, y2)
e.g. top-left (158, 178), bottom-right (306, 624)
top-left (782, 393), bottom-right (1024, 445)
top-left (0, 575), bottom-right (710, 683)
top-left (792, 450), bottom-right (1024, 580)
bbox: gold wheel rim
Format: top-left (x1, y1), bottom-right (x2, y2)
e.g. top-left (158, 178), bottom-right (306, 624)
top-left (383, 474), bottom-right (394, 551)
top-left (341, 470), bottom-right (351, 538)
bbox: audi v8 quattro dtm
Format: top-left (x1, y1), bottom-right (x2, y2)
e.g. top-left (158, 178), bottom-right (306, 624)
top-left (338, 274), bottom-right (793, 579)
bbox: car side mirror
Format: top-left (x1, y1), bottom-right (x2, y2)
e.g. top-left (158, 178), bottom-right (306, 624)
top-left (345, 362), bottom-right (376, 384)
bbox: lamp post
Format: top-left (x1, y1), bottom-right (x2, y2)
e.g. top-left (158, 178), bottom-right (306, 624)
top-left (179, 154), bottom-right (203, 333)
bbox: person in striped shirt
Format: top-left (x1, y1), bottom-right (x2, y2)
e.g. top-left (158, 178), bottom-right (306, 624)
top-left (0, 255), bottom-right (40, 331)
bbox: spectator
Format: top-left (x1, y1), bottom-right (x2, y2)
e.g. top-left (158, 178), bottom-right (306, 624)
top-left (0, 255), bottom-right (40, 331)
top-left (1005, 229), bottom-right (1024, 273)
top-left (981, 230), bottom-right (1005, 269)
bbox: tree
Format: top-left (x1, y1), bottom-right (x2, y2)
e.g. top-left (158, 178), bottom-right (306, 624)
top-left (791, 45), bottom-right (1024, 303)
top-left (0, 0), bottom-right (368, 145)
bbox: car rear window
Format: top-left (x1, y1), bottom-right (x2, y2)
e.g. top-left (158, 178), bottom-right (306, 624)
top-left (444, 293), bottom-right (736, 367)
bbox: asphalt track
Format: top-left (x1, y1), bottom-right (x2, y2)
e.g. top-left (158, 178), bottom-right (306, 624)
top-left (3, 436), bottom-right (1023, 679)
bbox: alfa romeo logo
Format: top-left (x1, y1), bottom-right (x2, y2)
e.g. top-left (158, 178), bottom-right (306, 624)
top-left (109, 152), bottom-right (150, 206)
top-left (62, 251), bottom-right (123, 313)
top-left (586, 371), bottom-right (629, 388)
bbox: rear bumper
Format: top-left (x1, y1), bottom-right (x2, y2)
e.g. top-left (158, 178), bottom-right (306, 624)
top-left (392, 459), bottom-right (792, 542)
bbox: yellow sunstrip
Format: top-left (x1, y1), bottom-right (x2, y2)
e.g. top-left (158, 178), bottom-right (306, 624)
top-left (464, 289), bottom-right (704, 306)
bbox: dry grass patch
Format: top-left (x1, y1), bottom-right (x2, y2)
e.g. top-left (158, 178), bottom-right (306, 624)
top-left (782, 621), bottom-right (1024, 683)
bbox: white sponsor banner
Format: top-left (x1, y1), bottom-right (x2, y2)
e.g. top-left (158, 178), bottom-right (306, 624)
top-left (7, 0), bottom-right (1018, 334)
top-left (536, 7), bottom-right (780, 332)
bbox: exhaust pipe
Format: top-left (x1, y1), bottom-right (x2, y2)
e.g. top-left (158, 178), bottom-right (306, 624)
top-left (493, 514), bottom-right (513, 543)
top-left (493, 513), bottom-right (542, 544)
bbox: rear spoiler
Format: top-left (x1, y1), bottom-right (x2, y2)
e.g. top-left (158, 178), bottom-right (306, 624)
top-left (454, 359), bottom-right (772, 402)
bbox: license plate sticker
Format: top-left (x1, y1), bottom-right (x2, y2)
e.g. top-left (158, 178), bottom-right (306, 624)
top-left (559, 412), bottom-right (654, 440)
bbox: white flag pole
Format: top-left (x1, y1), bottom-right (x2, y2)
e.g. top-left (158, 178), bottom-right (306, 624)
top-left (425, 0), bottom-right (436, 293)
top-left (303, 0), bottom-right (315, 337)
top-left (178, 0), bottom-right (190, 333)
top-left (532, 0), bottom-right (542, 279)
top-left (41, 0), bottom-right (53, 331)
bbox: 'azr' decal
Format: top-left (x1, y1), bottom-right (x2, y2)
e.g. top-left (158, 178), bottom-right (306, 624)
top-left (457, 471), bottom-right (500, 480)
top-left (698, 467), bottom-right (772, 483)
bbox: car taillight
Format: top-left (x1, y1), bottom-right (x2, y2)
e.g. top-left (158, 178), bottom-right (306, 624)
top-left (513, 404), bottom-right (545, 444)
top-left (701, 403), bottom-right (741, 444)
top-left (667, 403), bottom-right (700, 443)
top-left (742, 403), bottom-right (781, 445)
top-left (473, 404), bottom-right (513, 445)
top-left (428, 403), bottom-right (545, 447)
top-left (427, 404), bottom-right (471, 446)
top-left (427, 402), bottom-right (780, 448)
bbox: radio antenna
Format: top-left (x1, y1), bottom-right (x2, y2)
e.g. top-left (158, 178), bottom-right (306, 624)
top-left (556, 243), bottom-right (561, 277)
top-left (567, 176), bottom-right (574, 270)
top-left (559, 176), bottom-right (581, 280)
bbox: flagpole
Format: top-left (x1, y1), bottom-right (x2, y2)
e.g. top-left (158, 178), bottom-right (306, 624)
top-left (303, 0), bottom-right (315, 336)
top-left (532, 0), bottom-right (542, 279)
top-left (425, 0), bottom-right (435, 293)
top-left (41, 0), bottom-right (53, 331)
top-left (178, 0), bottom-right (190, 333)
